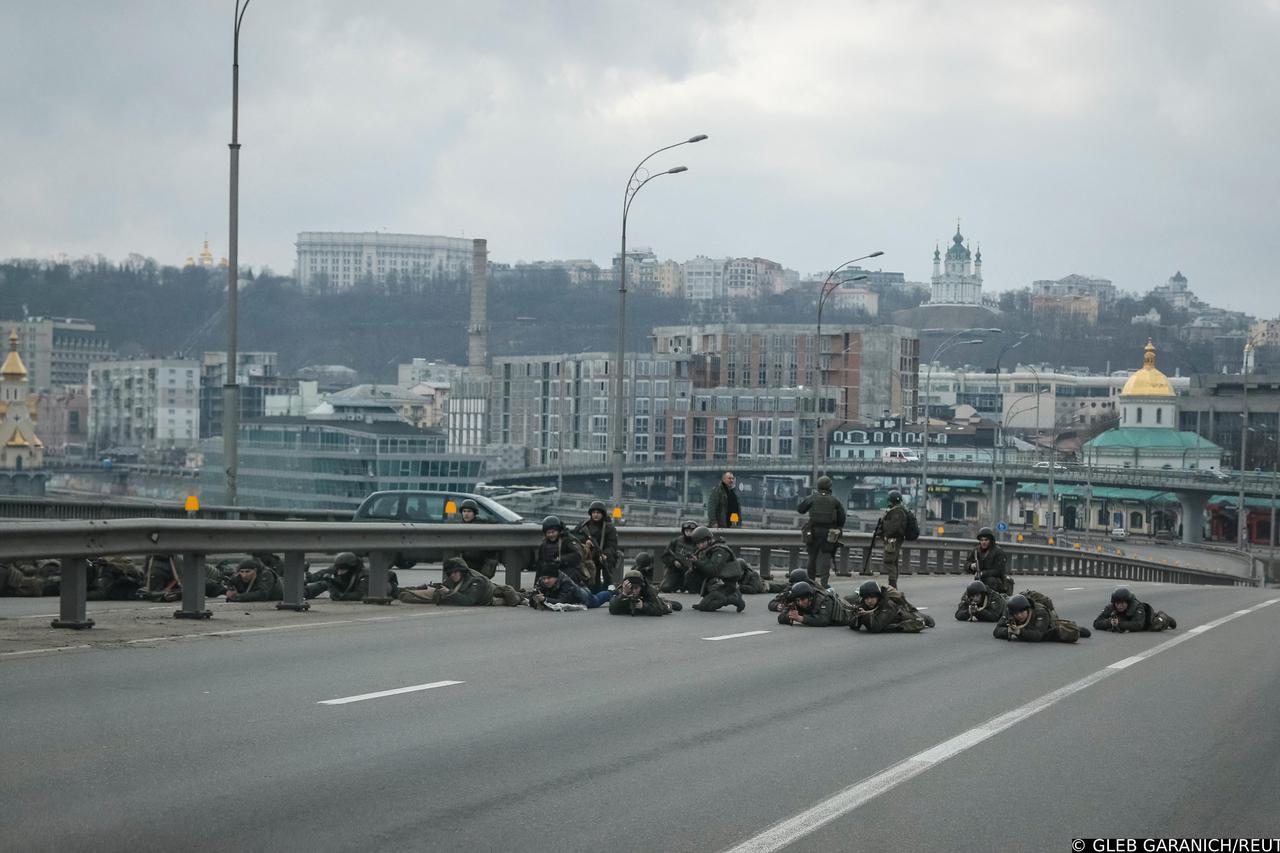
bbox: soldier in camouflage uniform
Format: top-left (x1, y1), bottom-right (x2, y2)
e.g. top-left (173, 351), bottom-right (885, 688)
top-left (140, 555), bottom-right (226, 602)
top-left (954, 579), bottom-right (1007, 623)
top-left (0, 561), bottom-right (56, 596)
top-left (315, 552), bottom-right (399, 602)
top-left (875, 491), bottom-right (910, 589)
top-left (457, 499), bottom-right (502, 579)
top-left (399, 556), bottom-right (521, 606)
top-left (849, 579), bottom-right (935, 633)
top-left (777, 581), bottom-right (854, 627)
top-left (608, 568), bottom-right (681, 616)
top-left (224, 557), bottom-right (283, 603)
top-left (994, 592), bottom-right (1091, 642)
top-left (968, 528), bottom-right (1013, 596)
top-left (688, 526), bottom-right (746, 613)
top-left (86, 557), bottom-right (144, 601)
top-left (660, 521), bottom-right (702, 594)
top-left (798, 476), bottom-right (847, 588)
top-left (1092, 586), bottom-right (1177, 633)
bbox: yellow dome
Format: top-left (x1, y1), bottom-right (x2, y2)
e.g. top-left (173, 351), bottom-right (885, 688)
top-left (1120, 339), bottom-right (1174, 397)
top-left (1, 330), bottom-right (28, 379)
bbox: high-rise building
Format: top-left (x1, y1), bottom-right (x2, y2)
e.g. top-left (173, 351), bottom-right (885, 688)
top-left (295, 231), bottom-right (473, 293)
top-left (0, 317), bottom-right (115, 391)
top-left (87, 358), bottom-right (200, 453)
top-left (930, 224), bottom-right (984, 306)
top-left (682, 256), bottom-right (729, 300)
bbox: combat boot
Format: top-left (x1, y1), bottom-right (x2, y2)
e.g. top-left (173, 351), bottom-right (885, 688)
top-left (1078, 626), bottom-right (1092, 638)
top-left (922, 613), bottom-right (936, 628)
top-left (734, 592), bottom-right (746, 613)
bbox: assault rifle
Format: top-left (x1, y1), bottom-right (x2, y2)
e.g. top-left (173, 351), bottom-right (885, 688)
top-left (861, 519), bottom-right (884, 574)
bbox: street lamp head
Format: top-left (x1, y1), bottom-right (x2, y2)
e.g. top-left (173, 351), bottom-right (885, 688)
top-left (847, 274), bottom-right (868, 282)
top-left (667, 166), bottom-right (689, 174)
top-left (869, 250), bottom-right (884, 258)
top-left (687, 134), bottom-right (709, 143)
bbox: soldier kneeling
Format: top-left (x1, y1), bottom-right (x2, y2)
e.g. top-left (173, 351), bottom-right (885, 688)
top-left (849, 580), bottom-right (935, 633)
top-left (778, 581), bottom-right (852, 627)
top-left (609, 568), bottom-right (681, 616)
top-left (1093, 586), bottom-right (1177, 633)
top-left (955, 580), bottom-right (1007, 623)
top-left (994, 592), bottom-right (1091, 642)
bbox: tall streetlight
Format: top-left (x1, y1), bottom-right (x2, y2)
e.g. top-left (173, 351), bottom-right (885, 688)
top-left (811, 255), bottom-right (881, 483)
top-left (222, 0), bottom-right (252, 506)
top-left (990, 333), bottom-right (1029, 523)
top-left (612, 134), bottom-right (707, 512)
top-left (919, 328), bottom-right (999, 519)
top-left (1045, 411), bottom-right (1084, 537)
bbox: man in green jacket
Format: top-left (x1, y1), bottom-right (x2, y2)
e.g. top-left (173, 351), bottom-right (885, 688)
top-left (954, 580), bottom-right (1007, 623)
top-left (994, 593), bottom-right (1091, 642)
top-left (875, 491), bottom-right (910, 589)
top-left (660, 520), bottom-right (702, 593)
top-left (798, 475), bottom-right (847, 588)
top-left (706, 471), bottom-right (743, 528)
top-left (608, 568), bottom-right (681, 616)
top-left (849, 580), bottom-right (934, 633)
top-left (1092, 586), bottom-right (1177, 632)
top-left (969, 528), bottom-right (1013, 596)
top-left (778, 581), bottom-right (853, 627)
top-left (224, 557), bottom-right (283, 603)
top-left (688, 526), bottom-right (746, 612)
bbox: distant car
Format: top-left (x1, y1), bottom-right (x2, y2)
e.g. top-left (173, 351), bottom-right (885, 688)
top-left (1193, 469), bottom-right (1231, 481)
top-left (1033, 461), bottom-right (1068, 471)
top-left (1110, 527), bottom-right (1129, 541)
top-left (353, 490), bottom-right (527, 569)
top-left (1153, 529), bottom-right (1174, 540)
top-left (882, 447), bottom-right (920, 463)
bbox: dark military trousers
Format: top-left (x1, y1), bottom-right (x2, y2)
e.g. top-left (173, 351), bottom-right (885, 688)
top-left (805, 546), bottom-right (836, 588)
top-left (693, 578), bottom-right (745, 612)
top-left (881, 537), bottom-right (902, 588)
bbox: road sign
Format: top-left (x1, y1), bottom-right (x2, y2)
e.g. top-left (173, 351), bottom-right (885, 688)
top-left (996, 521), bottom-right (1008, 532)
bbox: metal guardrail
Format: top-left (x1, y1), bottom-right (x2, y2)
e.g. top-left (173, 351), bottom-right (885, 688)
top-left (0, 519), bottom-right (1249, 631)
top-left (0, 496), bottom-right (346, 523)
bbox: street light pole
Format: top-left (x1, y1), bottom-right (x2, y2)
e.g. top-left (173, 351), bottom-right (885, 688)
top-left (223, 0), bottom-right (251, 506)
top-left (919, 327), bottom-right (998, 521)
top-left (612, 134), bottom-right (706, 513)
top-left (811, 258), bottom-right (879, 484)
top-left (990, 333), bottom-right (1028, 525)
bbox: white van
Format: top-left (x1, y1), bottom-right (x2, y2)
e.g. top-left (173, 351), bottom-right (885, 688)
top-left (882, 447), bottom-right (920, 463)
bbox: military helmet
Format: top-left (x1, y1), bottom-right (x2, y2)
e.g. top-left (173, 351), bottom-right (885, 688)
top-left (623, 568), bottom-right (644, 582)
top-left (858, 579), bottom-right (882, 599)
top-left (632, 552), bottom-right (653, 569)
top-left (966, 579), bottom-right (988, 597)
top-left (680, 519), bottom-right (698, 532)
top-left (887, 490), bottom-right (902, 505)
top-left (332, 552), bottom-right (361, 571)
top-left (789, 581), bottom-right (815, 600)
top-left (588, 500), bottom-right (607, 514)
top-left (1110, 586), bottom-right (1134, 604)
top-left (1006, 594), bottom-right (1031, 613)
top-left (977, 527), bottom-right (996, 541)
top-left (787, 568), bottom-right (810, 585)
top-left (459, 499), bottom-right (479, 513)
top-left (816, 476), bottom-right (833, 492)
top-left (444, 556), bottom-right (469, 575)
top-left (690, 525), bottom-right (715, 544)
top-left (541, 515), bottom-right (565, 532)
top-left (237, 557), bottom-right (264, 572)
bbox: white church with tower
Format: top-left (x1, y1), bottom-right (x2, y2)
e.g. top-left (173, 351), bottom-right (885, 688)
top-left (930, 222), bottom-right (984, 306)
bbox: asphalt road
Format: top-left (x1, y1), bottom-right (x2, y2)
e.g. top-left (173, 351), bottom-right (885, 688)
top-left (2, 576), bottom-right (1277, 853)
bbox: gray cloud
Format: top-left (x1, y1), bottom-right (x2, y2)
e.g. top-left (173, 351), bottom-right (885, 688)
top-left (3, 0), bottom-right (1277, 313)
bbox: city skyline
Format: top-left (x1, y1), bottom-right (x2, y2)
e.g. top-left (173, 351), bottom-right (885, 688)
top-left (3, 2), bottom-right (1278, 313)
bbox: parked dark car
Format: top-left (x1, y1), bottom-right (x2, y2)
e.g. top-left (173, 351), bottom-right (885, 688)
top-left (353, 490), bottom-right (527, 568)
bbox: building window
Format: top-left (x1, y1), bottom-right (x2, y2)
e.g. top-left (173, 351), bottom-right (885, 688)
top-left (1136, 408), bottom-right (1143, 424)
top-left (1156, 408), bottom-right (1162, 424)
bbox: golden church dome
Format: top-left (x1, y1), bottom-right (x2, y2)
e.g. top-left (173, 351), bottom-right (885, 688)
top-left (1, 330), bottom-right (28, 379)
top-left (1120, 339), bottom-right (1174, 397)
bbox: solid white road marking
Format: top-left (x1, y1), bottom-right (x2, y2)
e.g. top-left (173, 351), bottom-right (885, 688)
top-left (1, 644), bottom-right (92, 658)
top-left (720, 597), bottom-right (1280, 853)
top-left (703, 630), bottom-right (771, 642)
top-left (1064, 587), bottom-right (1085, 591)
top-left (319, 680), bottom-right (463, 705)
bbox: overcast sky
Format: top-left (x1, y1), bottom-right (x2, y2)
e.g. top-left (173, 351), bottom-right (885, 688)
top-left (4, 1), bottom-right (1278, 314)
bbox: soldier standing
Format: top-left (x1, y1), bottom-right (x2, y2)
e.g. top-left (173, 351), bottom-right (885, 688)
top-left (994, 593), bottom-right (1092, 642)
top-left (954, 580), bottom-right (1007, 623)
top-left (798, 475), bottom-right (846, 588)
top-left (968, 527), bottom-right (1012, 595)
top-left (849, 579), bottom-right (935, 633)
top-left (874, 491), bottom-right (910, 589)
top-left (706, 471), bottom-right (743, 528)
top-left (1092, 586), bottom-right (1177, 632)
top-left (660, 520), bottom-right (702, 593)
top-left (688, 526), bottom-right (746, 612)
top-left (575, 500), bottom-right (620, 589)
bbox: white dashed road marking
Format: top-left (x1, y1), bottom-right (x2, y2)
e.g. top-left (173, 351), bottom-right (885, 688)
top-left (319, 680), bottom-right (463, 705)
top-left (703, 630), bottom-right (771, 642)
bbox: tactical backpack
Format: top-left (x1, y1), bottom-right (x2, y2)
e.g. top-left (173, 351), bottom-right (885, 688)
top-left (1021, 589), bottom-right (1056, 614)
top-left (904, 510), bottom-right (921, 541)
